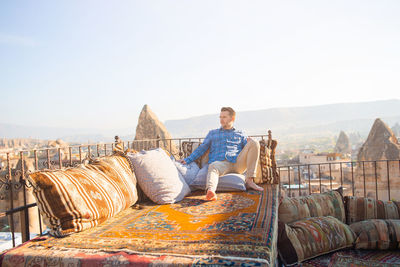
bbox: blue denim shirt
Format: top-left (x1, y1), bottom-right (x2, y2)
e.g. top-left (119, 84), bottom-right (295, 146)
top-left (184, 127), bottom-right (247, 164)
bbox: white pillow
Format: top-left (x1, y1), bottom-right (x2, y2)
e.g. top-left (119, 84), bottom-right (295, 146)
top-left (173, 160), bottom-right (200, 185)
top-left (190, 164), bottom-right (246, 192)
top-left (127, 148), bottom-right (191, 204)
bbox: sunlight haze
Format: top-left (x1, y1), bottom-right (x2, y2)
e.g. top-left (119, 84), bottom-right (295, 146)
top-left (1, 0), bottom-right (399, 130)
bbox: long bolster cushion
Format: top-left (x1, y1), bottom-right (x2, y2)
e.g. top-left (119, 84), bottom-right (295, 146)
top-left (344, 196), bottom-right (400, 224)
top-left (28, 155), bottom-right (138, 237)
top-left (279, 189), bottom-right (346, 224)
top-left (278, 216), bottom-right (356, 265)
top-left (350, 219), bottom-right (400, 250)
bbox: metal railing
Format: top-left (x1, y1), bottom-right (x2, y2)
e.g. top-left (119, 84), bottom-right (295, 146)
top-left (0, 141), bottom-right (121, 248)
top-left (278, 159), bottom-right (400, 201)
top-left (0, 134), bottom-right (270, 249)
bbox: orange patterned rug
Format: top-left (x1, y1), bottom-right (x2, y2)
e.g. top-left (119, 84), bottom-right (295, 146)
top-left (1, 184), bottom-right (279, 266)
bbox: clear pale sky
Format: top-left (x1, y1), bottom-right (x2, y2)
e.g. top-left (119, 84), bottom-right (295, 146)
top-left (1, 0), bottom-right (399, 130)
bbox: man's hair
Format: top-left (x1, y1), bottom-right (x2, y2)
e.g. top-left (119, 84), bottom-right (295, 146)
top-left (221, 107), bottom-right (236, 118)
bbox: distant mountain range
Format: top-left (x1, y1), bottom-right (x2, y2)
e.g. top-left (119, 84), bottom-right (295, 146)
top-left (164, 99), bottom-right (400, 150)
top-left (1, 99), bottom-right (400, 150)
top-left (0, 123), bottom-right (133, 144)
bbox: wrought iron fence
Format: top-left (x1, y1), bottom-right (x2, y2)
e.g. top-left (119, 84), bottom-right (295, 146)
top-left (278, 160), bottom-right (400, 201)
top-left (0, 141), bottom-right (122, 248)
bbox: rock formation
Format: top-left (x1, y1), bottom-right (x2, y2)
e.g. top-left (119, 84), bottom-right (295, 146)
top-left (355, 119), bottom-right (400, 200)
top-left (47, 139), bottom-right (69, 160)
top-left (334, 131), bottom-right (351, 154)
top-left (0, 138), bottom-right (47, 150)
top-left (134, 105), bottom-right (178, 156)
top-left (392, 122), bottom-right (400, 137)
top-left (48, 139), bottom-right (68, 148)
top-left (349, 132), bottom-right (363, 147)
top-left (357, 118), bottom-right (400, 161)
top-left (15, 157), bottom-right (35, 172)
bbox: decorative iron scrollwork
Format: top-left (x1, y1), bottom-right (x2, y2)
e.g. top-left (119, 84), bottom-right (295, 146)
top-left (0, 174), bottom-right (11, 200)
top-left (13, 170), bottom-right (25, 190)
top-left (24, 171), bottom-right (34, 189)
top-left (41, 160), bottom-right (57, 168)
top-left (0, 170), bottom-right (36, 193)
top-left (72, 161), bottom-right (81, 167)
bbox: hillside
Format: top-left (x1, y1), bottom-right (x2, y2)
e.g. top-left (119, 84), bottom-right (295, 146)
top-left (1, 99), bottom-right (400, 150)
top-left (0, 123), bottom-right (133, 143)
top-left (164, 99), bottom-right (400, 150)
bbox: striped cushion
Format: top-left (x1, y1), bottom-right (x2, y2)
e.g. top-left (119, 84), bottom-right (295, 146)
top-left (344, 196), bottom-right (400, 224)
top-left (28, 155), bottom-right (138, 237)
top-left (279, 189), bottom-right (346, 224)
top-left (350, 219), bottom-right (400, 250)
top-left (278, 216), bottom-right (356, 265)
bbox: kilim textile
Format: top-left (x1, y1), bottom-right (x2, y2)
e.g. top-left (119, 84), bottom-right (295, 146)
top-left (291, 251), bottom-right (333, 267)
top-left (279, 189), bottom-right (345, 224)
top-left (0, 184), bottom-right (279, 267)
top-left (278, 216), bottom-right (355, 265)
top-left (259, 138), bottom-right (279, 184)
top-left (344, 196), bottom-right (400, 224)
top-left (291, 249), bottom-right (400, 267)
top-left (329, 249), bottom-right (400, 266)
top-left (350, 219), bottom-right (400, 250)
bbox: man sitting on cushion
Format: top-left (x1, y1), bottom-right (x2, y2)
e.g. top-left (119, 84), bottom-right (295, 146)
top-left (180, 107), bottom-right (263, 201)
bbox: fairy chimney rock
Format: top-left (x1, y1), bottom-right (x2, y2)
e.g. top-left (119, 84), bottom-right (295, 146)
top-left (135, 105), bottom-right (178, 154)
top-left (334, 131), bottom-right (351, 154)
top-left (357, 118), bottom-right (400, 161)
top-left (15, 157), bottom-right (35, 173)
top-left (48, 139), bottom-right (68, 148)
top-left (392, 123), bottom-right (400, 137)
top-left (47, 139), bottom-right (69, 160)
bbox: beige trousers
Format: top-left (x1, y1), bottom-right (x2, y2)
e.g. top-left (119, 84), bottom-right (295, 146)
top-left (206, 138), bottom-right (261, 192)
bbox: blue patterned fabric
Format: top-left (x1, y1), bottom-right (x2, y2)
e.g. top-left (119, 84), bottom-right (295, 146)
top-left (184, 127), bottom-right (247, 164)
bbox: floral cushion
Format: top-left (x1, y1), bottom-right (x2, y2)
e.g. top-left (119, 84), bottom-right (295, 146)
top-left (278, 216), bottom-right (356, 265)
top-left (28, 155), bottom-right (138, 237)
top-left (344, 196), bottom-right (400, 224)
top-left (350, 219), bottom-right (400, 250)
top-left (279, 189), bottom-right (346, 224)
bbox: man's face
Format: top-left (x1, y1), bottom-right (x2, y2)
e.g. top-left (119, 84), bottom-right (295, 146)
top-left (220, 111), bottom-right (234, 129)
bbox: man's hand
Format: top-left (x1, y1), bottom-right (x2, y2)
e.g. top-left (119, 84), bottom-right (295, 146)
top-left (178, 159), bottom-right (187, 164)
